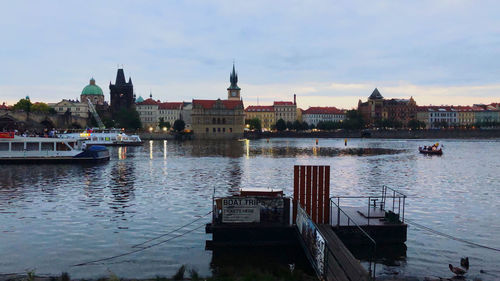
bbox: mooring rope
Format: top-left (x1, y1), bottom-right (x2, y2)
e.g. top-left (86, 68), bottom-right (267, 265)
top-left (405, 218), bottom-right (500, 252)
top-left (72, 211), bottom-right (212, 267)
top-left (132, 210), bottom-right (213, 248)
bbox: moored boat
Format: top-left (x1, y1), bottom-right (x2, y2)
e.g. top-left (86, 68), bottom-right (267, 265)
top-left (0, 133), bottom-right (110, 163)
top-left (58, 128), bottom-right (143, 146)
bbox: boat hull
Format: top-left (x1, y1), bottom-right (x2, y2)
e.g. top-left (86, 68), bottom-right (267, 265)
top-left (0, 155), bottom-right (109, 164)
top-left (418, 148), bottom-right (443, 155)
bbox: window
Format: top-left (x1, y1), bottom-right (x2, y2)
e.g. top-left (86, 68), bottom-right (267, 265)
top-left (213, 128), bottom-right (216, 132)
top-left (217, 128), bottom-right (221, 132)
top-left (213, 118), bottom-right (216, 124)
top-left (0, 143), bottom-right (9, 151)
top-left (11, 142), bottom-right (24, 151)
top-left (229, 128), bottom-right (233, 133)
top-left (206, 128), bottom-right (209, 133)
top-left (223, 128), bottom-right (226, 133)
top-left (41, 143), bottom-right (54, 151)
top-left (26, 142), bottom-right (39, 151)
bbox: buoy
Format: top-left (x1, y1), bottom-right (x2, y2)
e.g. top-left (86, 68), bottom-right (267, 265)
top-left (344, 138), bottom-right (347, 146)
top-left (315, 139), bottom-right (318, 145)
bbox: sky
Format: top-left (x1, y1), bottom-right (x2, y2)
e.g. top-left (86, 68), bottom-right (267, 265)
top-left (0, 0), bottom-right (499, 109)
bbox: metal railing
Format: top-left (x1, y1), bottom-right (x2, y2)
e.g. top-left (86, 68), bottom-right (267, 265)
top-left (330, 199), bottom-right (377, 280)
top-left (331, 186), bottom-right (407, 226)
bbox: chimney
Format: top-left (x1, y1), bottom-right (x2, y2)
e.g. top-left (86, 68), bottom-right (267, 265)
top-left (294, 94), bottom-right (296, 105)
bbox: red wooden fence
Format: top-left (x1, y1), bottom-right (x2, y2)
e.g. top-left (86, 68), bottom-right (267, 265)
top-left (293, 165), bottom-right (330, 224)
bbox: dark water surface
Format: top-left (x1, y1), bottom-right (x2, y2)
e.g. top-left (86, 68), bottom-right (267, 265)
top-left (0, 138), bottom-right (499, 279)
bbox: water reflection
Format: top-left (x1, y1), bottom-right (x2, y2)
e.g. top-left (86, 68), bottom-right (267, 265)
top-left (0, 139), bottom-right (499, 280)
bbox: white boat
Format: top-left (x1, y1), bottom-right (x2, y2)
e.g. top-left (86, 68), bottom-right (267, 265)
top-left (0, 132), bottom-right (110, 163)
top-left (58, 128), bottom-right (143, 146)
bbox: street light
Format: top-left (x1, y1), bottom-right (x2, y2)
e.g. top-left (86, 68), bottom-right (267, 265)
top-left (149, 127), bottom-right (153, 132)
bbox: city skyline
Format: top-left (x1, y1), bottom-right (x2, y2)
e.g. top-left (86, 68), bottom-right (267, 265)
top-left (1, 1), bottom-right (499, 108)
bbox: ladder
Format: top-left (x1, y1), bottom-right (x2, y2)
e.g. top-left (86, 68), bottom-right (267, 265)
top-left (87, 99), bottom-right (105, 129)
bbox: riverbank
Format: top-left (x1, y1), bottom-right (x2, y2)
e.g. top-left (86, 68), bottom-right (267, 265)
top-left (246, 129), bottom-right (500, 139)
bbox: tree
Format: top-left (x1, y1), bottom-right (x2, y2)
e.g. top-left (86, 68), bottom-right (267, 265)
top-left (342, 110), bottom-right (364, 130)
top-left (12, 98), bottom-right (32, 112)
top-left (247, 118), bottom-right (261, 131)
top-left (173, 119), bottom-right (185, 132)
top-left (102, 117), bottom-right (115, 128)
top-left (114, 108), bottom-right (142, 129)
top-left (275, 119), bottom-right (286, 131)
top-left (292, 120), bottom-right (301, 131)
top-left (301, 121), bottom-right (309, 131)
top-left (158, 117), bottom-right (171, 130)
top-left (286, 121), bottom-right (293, 130)
top-left (31, 102), bottom-right (50, 113)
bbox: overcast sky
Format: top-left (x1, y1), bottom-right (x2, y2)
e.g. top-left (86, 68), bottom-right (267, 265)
top-left (0, 0), bottom-right (499, 109)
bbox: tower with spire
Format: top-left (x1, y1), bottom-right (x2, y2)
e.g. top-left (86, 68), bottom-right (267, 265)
top-left (109, 68), bottom-right (134, 116)
top-left (227, 63), bottom-right (241, 101)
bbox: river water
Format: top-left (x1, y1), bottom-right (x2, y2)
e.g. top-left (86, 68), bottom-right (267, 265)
top-left (0, 138), bottom-right (499, 280)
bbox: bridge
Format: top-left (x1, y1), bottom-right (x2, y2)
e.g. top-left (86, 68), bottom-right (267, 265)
top-left (0, 110), bottom-right (87, 130)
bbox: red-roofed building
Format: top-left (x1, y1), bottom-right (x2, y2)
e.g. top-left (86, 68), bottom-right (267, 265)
top-left (192, 98), bottom-right (245, 139)
top-left (136, 97), bottom-right (160, 128)
top-left (190, 64), bottom-right (245, 139)
top-left (245, 106), bottom-right (275, 130)
top-left (302, 107), bottom-right (346, 126)
top-left (273, 94), bottom-right (297, 123)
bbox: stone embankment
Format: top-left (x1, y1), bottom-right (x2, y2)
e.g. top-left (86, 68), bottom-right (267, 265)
top-left (248, 129), bottom-right (500, 139)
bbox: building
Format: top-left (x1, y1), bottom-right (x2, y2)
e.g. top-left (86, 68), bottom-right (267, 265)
top-left (182, 102), bottom-right (193, 131)
top-left (136, 96), bottom-right (159, 129)
top-left (274, 94), bottom-right (297, 123)
top-left (110, 68), bottom-right (134, 115)
top-left (50, 99), bottom-right (89, 119)
top-left (358, 88), bottom-right (417, 127)
top-left (159, 102), bottom-right (184, 124)
top-left (81, 78), bottom-right (105, 105)
top-left (191, 64), bottom-right (245, 139)
top-left (428, 106), bottom-right (458, 128)
top-left (473, 104), bottom-right (499, 124)
top-left (456, 106), bottom-right (475, 126)
top-left (302, 107), bottom-right (345, 126)
top-left (245, 106), bottom-right (275, 130)
top-left (416, 106), bottom-right (430, 128)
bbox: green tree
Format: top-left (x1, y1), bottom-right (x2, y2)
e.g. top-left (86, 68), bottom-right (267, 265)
top-left (292, 120), bottom-right (301, 131)
top-left (158, 117), bottom-right (171, 130)
top-left (275, 119), bottom-right (286, 131)
top-left (342, 110), bottom-right (364, 130)
top-left (31, 102), bottom-right (50, 113)
top-left (102, 117), bottom-right (115, 128)
top-left (114, 108), bottom-right (142, 129)
top-left (301, 121), bottom-right (309, 131)
top-left (247, 118), bottom-right (262, 131)
top-left (286, 121), bottom-right (293, 130)
top-left (12, 98), bottom-right (32, 112)
top-left (173, 119), bottom-right (185, 132)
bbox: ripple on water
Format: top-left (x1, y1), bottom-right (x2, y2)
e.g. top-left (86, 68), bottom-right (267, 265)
top-left (0, 138), bottom-right (499, 279)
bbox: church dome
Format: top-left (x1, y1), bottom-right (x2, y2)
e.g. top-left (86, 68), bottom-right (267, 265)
top-left (136, 96), bottom-right (144, 103)
top-left (81, 78), bottom-right (103, 96)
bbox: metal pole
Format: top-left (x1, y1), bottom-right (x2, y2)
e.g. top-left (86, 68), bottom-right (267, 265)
top-left (337, 197), bottom-right (340, 227)
top-left (392, 191), bottom-right (395, 212)
top-left (402, 196), bottom-right (405, 223)
top-left (367, 196), bottom-right (370, 226)
top-left (398, 197), bottom-right (401, 219)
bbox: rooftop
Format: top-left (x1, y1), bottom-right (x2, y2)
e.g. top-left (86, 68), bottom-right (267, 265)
top-left (303, 107), bottom-right (345, 115)
top-left (245, 105), bottom-right (274, 112)
top-left (193, 99), bottom-right (243, 110)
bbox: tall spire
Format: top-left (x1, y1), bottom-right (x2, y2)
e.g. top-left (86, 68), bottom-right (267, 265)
top-left (228, 62), bottom-right (240, 90)
top-left (115, 69), bottom-right (126, 85)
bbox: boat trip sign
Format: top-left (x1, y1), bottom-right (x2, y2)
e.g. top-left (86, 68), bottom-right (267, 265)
top-left (222, 197), bottom-right (260, 223)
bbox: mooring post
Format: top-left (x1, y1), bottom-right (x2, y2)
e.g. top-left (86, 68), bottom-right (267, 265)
top-left (337, 197), bottom-right (340, 227)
